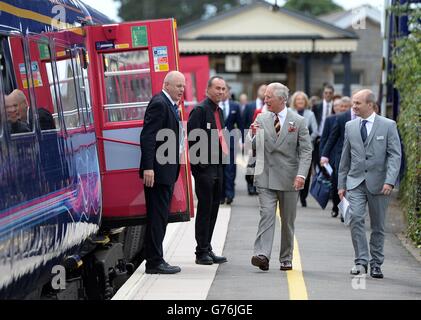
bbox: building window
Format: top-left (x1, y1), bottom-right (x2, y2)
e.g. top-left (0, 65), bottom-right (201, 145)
top-left (334, 71), bottom-right (362, 85)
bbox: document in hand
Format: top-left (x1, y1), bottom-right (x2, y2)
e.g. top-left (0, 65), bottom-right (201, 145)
top-left (338, 197), bottom-right (351, 226)
top-left (322, 163), bottom-right (333, 176)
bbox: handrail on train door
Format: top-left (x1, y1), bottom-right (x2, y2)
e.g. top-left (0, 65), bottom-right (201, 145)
top-left (97, 136), bottom-right (140, 147)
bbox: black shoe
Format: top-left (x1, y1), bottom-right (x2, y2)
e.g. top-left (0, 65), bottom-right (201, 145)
top-left (195, 254), bottom-right (213, 265)
top-left (331, 209), bottom-right (339, 217)
top-left (301, 199), bottom-right (307, 207)
top-left (280, 261), bottom-right (293, 271)
top-left (145, 262), bottom-right (181, 274)
top-left (370, 266), bottom-right (384, 279)
top-left (220, 198), bottom-right (225, 205)
top-left (251, 255), bottom-right (269, 271)
top-left (226, 198), bottom-right (233, 205)
top-left (209, 251), bottom-right (227, 264)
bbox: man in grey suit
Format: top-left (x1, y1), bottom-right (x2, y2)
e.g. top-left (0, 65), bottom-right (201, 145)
top-left (338, 89), bottom-right (401, 279)
top-left (250, 83), bottom-right (312, 271)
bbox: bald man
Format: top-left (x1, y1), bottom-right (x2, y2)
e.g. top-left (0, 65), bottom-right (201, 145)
top-left (5, 92), bottom-right (30, 134)
top-left (338, 89), bottom-right (401, 279)
top-left (140, 71), bottom-right (185, 274)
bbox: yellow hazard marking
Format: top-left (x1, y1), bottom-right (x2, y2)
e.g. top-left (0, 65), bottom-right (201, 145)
top-left (277, 207), bottom-right (308, 300)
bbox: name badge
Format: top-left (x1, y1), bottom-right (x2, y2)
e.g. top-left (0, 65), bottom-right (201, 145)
top-left (231, 110), bottom-right (237, 114)
top-left (207, 122), bottom-right (211, 129)
top-left (376, 136), bottom-right (384, 140)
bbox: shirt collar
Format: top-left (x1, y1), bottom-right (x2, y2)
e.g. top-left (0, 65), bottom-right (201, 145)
top-left (207, 97), bottom-right (220, 111)
top-left (277, 107), bottom-right (287, 118)
top-left (362, 112), bottom-right (376, 123)
top-left (162, 89), bottom-right (176, 106)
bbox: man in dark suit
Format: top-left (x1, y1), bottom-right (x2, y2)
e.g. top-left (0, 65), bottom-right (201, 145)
top-left (312, 84), bottom-right (334, 170)
top-left (219, 85), bottom-right (243, 205)
top-left (243, 84), bottom-right (267, 195)
top-left (320, 97), bottom-right (354, 218)
top-left (187, 76), bottom-right (228, 265)
top-left (139, 71), bottom-right (185, 274)
top-left (319, 98), bottom-right (343, 216)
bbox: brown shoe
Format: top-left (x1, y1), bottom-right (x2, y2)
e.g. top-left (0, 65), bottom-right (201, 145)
top-left (251, 255), bottom-right (269, 271)
top-left (280, 261), bottom-right (292, 271)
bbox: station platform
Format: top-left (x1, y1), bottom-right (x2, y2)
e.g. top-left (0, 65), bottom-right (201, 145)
top-left (113, 158), bottom-right (421, 301)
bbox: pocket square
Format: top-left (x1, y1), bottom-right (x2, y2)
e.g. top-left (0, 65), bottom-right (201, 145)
top-left (376, 136), bottom-right (384, 140)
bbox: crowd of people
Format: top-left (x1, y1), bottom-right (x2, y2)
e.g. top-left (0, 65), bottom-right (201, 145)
top-left (139, 72), bottom-right (401, 280)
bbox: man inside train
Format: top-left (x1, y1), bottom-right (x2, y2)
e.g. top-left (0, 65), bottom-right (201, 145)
top-left (4, 91), bottom-right (30, 134)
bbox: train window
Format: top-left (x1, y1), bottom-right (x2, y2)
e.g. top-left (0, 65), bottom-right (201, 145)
top-left (56, 58), bottom-right (81, 129)
top-left (1, 35), bottom-right (31, 135)
top-left (47, 58), bottom-right (81, 130)
top-left (73, 49), bottom-right (92, 125)
top-left (102, 50), bottom-right (152, 122)
top-left (27, 36), bottom-right (57, 131)
top-left (45, 63), bottom-right (61, 130)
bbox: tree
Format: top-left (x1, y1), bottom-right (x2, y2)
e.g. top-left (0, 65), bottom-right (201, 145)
top-left (283, 0), bottom-right (343, 17)
top-left (116, 0), bottom-right (242, 26)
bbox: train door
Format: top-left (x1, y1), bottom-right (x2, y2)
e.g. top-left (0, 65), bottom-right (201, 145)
top-left (85, 19), bottom-right (194, 226)
top-left (179, 55), bottom-right (210, 116)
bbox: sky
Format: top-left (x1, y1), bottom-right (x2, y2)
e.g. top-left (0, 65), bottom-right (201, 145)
top-left (81, 0), bottom-right (385, 22)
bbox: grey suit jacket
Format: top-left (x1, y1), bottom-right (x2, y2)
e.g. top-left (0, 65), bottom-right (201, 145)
top-left (252, 109), bottom-right (313, 191)
top-left (338, 114), bottom-right (401, 194)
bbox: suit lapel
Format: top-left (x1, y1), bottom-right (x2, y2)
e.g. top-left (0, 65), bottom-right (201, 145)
top-left (161, 92), bottom-right (178, 121)
top-left (275, 109), bottom-right (291, 147)
top-left (365, 115), bottom-right (379, 147)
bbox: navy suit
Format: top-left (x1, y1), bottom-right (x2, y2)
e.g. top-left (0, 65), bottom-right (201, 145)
top-left (319, 114), bottom-right (338, 164)
top-left (243, 101), bottom-right (257, 133)
top-left (320, 111), bottom-right (351, 215)
top-left (321, 110), bottom-right (351, 170)
top-left (221, 100), bottom-right (243, 202)
top-left (243, 101), bottom-right (261, 195)
top-left (140, 91), bottom-right (180, 268)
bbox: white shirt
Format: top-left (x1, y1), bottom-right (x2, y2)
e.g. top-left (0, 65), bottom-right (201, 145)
top-left (350, 108), bottom-right (357, 120)
top-left (256, 98), bottom-right (263, 110)
top-left (273, 106), bottom-right (288, 128)
top-left (219, 99), bottom-right (230, 120)
top-left (162, 89), bottom-right (176, 107)
top-left (361, 112), bottom-right (376, 137)
top-left (319, 100), bottom-right (332, 135)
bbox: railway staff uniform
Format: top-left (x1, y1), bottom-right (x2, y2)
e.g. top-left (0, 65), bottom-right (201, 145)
top-left (188, 76), bottom-right (228, 265)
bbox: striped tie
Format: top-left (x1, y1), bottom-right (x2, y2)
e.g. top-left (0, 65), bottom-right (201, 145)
top-left (274, 113), bottom-right (281, 135)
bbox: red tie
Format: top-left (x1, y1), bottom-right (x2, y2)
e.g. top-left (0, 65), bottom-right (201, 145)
top-left (214, 108), bottom-right (229, 155)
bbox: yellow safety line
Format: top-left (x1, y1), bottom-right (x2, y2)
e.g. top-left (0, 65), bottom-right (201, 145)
top-left (277, 207), bottom-right (308, 300)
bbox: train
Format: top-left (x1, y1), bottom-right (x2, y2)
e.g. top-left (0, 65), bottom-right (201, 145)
top-left (0, 0), bottom-right (194, 299)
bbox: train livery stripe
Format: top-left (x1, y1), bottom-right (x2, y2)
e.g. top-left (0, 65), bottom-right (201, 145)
top-left (0, 1), bottom-right (83, 35)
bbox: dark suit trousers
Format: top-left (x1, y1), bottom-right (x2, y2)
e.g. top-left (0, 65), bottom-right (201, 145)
top-left (300, 166), bottom-right (312, 203)
top-left (221, 146), bottom-right (237, 200)
top-left (330, 164), bottom-right (340, 212)
top-left (193, 165), bottom-right (223, 256)
top-left (144, 183), bottom-right (174, 268)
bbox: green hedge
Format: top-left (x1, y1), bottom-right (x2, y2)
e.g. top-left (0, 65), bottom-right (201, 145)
top-left (391, 5), bottom-right (421, 247)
